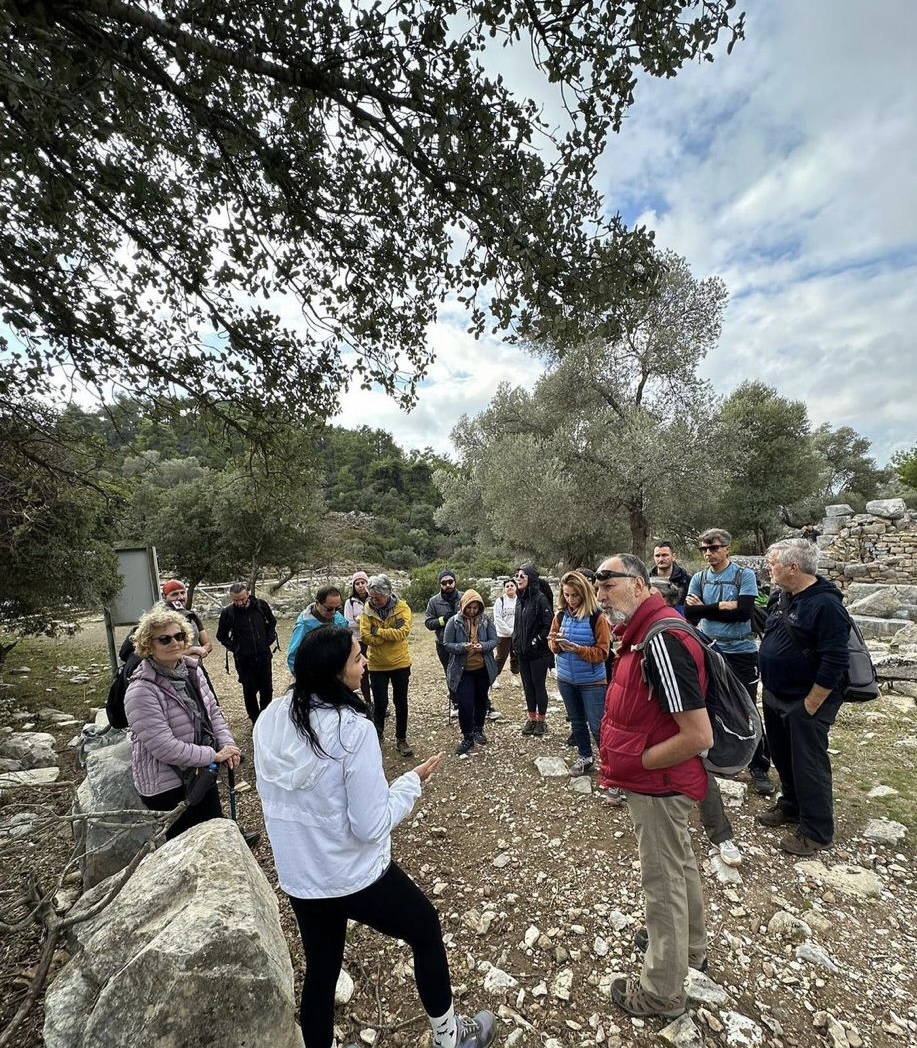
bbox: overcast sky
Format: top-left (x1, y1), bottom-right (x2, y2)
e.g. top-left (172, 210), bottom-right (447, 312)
top-left (333, 0), bottom-right (916, 467)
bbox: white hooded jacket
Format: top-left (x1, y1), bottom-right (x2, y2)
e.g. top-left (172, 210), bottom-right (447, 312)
top-left (253, 693), bottom-right (421, 898)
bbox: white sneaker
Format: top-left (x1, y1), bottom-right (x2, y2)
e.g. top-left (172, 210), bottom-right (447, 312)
top-left (718, 839), bottom-right (742, 867)
top-left (486, 709), bottom-right (503, 721)
top-left (449, 707), bottom-right (459, 719)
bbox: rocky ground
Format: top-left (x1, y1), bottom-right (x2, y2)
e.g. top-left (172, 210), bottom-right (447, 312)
top-left (2, 618), bottom-right (917, 1048)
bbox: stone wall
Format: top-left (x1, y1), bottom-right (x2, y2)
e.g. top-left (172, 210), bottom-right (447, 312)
top-left (816, 499), bottom-right (917, 592)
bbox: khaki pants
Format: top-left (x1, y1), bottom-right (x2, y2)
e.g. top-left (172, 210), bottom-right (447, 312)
top-left (626, 791), bottom-right (707, 1005)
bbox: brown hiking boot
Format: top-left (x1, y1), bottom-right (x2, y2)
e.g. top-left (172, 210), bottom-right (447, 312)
top-left (756, 804), bottom-right (798, 828)
top-left (779, 829), bottom-right (830, 856)
top-left (520, 719), bottom-right (536, 736)
top-left (610, 977), bottom-right (685, 1019)
top-left (532, 719), bottom-right (546, 736)
top-left (395, 738), bottom-right (414, 757)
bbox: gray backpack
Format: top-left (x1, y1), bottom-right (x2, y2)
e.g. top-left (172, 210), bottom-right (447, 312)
top-left (634, 618), bottom-right (762, 777)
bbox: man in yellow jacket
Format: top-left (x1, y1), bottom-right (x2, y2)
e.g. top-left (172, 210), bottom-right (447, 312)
top-left (360, 573), bottom-right (414, 756)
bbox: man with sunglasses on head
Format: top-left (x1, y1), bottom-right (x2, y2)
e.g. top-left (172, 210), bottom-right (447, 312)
top-left (685, 528), bottom-right (774, 796)
top-left (595, 555), bottom-right (712, 1020)
top-left (287, 586), bottom-right (348, 673)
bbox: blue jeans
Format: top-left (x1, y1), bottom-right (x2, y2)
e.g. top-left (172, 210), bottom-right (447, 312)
top-left (558, 679), bottom-right (607, 758)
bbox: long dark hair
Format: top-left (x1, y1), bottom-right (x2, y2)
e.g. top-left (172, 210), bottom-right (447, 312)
top-left (290, 626), bottom-right (371, 754)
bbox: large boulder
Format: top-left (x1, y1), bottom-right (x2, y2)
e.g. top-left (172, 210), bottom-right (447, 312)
top-left (847, 587), bottom-right (907, 619)
top-left (865, 498), bottom-right (907, 520)
top-left (824, 504), bottom-right (854, 518)
top-left (0, 730), bottom-right (58, 769)
top-left (73, 739), bottom-right (155, 888)
top-left (44, 820), bottom-right (302, 1048)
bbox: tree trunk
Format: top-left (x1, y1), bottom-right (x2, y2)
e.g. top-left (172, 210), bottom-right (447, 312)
top-left (271, 566), bottom-right (300, 592)
top-left (628, 496), bottom-right (649, 560)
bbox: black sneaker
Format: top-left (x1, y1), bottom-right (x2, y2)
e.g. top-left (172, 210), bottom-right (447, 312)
top-left (455, 736), bottom-right (475, 755)
top-left (473, 730), bottom-right (488, 745)
top-left (756, 804), bottom-right (798, 828)
top-left (532, 720), bottom-right (546, 736)
top-left (565, 732), bottom-right (577, 747)
top-left (521, 720), bottom-right (536, 736)
top-left (750, 767), bottom-right (776, 795)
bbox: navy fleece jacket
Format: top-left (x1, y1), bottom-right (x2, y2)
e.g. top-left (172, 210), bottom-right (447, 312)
top-left (758, 577), bottom-right (849, 701)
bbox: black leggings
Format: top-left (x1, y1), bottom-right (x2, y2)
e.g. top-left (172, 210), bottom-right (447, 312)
top-left (369, 666), bottom-right (410, 739)
top-left (140, 783), bottom-right (223, 840)
top-left (289, 862), bottom-right (452, 1048)
top-left (519, 655), bottom-right (551, 715)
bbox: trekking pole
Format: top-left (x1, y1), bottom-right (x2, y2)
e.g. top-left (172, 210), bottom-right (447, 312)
top-left (227, 765), bottom-right (238, 822)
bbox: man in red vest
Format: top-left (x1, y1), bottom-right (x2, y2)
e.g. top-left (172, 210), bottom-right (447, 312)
top-left (596, 554), bottom-right (713, 1020)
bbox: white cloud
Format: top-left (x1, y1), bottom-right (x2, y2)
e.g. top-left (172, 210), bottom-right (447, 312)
top-left (340, 0), bottom-right (917, 466)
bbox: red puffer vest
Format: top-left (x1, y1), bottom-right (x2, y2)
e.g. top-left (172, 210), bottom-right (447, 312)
top-left (598, 593), bottom-right (708, 801)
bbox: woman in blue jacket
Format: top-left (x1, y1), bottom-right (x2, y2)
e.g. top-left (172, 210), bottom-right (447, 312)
top-left (548, 571), bottom-right (611, 777)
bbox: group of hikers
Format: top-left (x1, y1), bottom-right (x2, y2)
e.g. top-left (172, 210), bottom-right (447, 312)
top-left (114, 527), bottom-right (853, 1046)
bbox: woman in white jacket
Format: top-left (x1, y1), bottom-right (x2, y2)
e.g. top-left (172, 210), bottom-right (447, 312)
top-left (254, 626), bottom-right (496, 1048)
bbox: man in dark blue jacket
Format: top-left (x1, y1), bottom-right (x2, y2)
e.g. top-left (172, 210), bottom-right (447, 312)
top-left (757, 538), bottom-right (849, 855)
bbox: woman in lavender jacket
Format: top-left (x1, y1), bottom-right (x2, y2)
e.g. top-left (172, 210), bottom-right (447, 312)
top-left (125, 607), bottom-right (240, 839)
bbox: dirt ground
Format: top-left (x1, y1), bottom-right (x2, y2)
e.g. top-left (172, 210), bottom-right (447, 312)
top-left (2, 617), bottom-right (917, 1048)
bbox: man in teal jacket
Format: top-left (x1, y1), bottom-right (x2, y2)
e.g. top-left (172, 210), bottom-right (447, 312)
top-left (287, 586), bottom-right (348, 673)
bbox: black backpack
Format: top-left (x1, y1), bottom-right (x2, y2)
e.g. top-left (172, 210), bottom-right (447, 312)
top-left (775, 593), bottom-right (879, 702)
top-left (634, 618), bottom-right (762, 776)
top-left (105, 649), bottom-right (141, 730)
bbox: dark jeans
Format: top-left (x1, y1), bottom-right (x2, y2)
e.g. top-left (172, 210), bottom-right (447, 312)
top-left (519, 655), bottom-right (551, 715)
top-left (722, 648), bottom-right (769, 773)
top-left (234, 651), bottom-right (273, 725)
top-left (140, 783), bottom-right (223, 841)
top-left (763, 689), bottom-right (840, 845)
top-left (370, 666), bottom-right (411, 740)
top-left (495, 636), bottom-right (518, 676)
top-left (289, 862), bottom-right (452, 1048)
top-left (456, 667), bottom-right (490, 738)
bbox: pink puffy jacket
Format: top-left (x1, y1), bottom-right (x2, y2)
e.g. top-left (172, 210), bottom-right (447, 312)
top-left (124, 657), bottom-right (235, 797)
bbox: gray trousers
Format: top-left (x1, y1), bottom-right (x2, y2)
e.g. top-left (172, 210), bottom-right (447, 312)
top-left (626, 791), bottom-right (707, 1006)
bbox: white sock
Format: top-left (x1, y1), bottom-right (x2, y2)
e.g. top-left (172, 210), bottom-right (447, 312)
top-left (429, 1004), bottom-right (458, 1048)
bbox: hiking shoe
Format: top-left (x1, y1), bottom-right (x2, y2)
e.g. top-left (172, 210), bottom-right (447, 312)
top-left (521, 719), bottom-right (536, 736)
top-left (756, 804), bottom-right (798, 828)
top-left (750, 767), bottom-right (776, 795)
top-left (486, 708), bottom-right (502, 721)
top-left (600, 787), bottom-right (627, 807)
top-left (532, 719), bottom-right (546, 736)
top-left (449, 706), bottom-right (459, 719)
top-left (633, 928), bottom-right (708, 973)
top-left (780, 829), bottom-right (830, 856)
top-left (395, 739), bottom-right (414, 757)
top-left (610, 977), bottom-right (685, 1019)
top-left (569, 756), bottom-right (595, 777)
top-left (455, 736), bottom-right (475, 756)
top-left (473, 730), bottom-right (489, 745)
top-left (565, 731), bottom-right (577, 747)
top-left (718, 839), bottom-right (742, 867)
top-left (456, 1010), bottom-right (497, 1048)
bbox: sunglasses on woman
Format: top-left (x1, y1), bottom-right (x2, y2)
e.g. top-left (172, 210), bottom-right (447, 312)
top-left (155, 632), bottom-right (185, 645)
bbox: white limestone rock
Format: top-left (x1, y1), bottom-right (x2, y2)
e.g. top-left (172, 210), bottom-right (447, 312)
top-left (0, 730), bottom-right (58, 769)
top-left (534, 756), bottom-right (569, 778)
top-left (720, 1011), bottom-right (764, 1046)
top-left (795, 941), bottom-right (841, 972)
top-left (73, 739), bottom-right (155, 888)
top-left (863, 818), bottom-right (907, 844)
top-left (43, 820), bottom-right (301, 1048)
top-left (659, 1013), bottom-right (704, 1047)
top-left (794, 861), bottom-right (882, 898)
top-left (684, 969), bottom-right (729, 1006)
